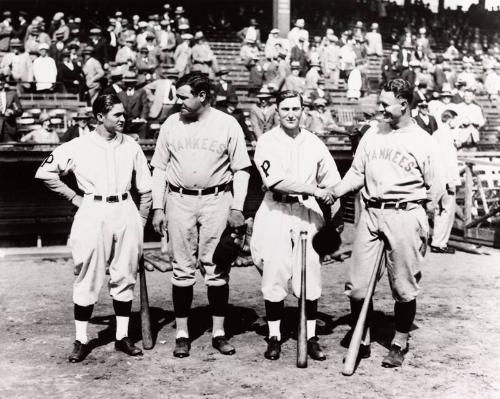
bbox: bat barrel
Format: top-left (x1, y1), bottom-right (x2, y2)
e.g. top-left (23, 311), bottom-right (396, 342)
top-left (297, 231), bottom-right (308, 368)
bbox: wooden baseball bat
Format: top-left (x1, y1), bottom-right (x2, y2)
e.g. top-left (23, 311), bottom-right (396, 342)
top-left (139, 256), bottom-right (154, 350)
top-left (342, 245), bottom-right (384, 376)
top-left (297, 231), bottom-right (308, 368)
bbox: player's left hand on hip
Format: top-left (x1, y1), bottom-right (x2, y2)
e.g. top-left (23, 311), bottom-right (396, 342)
top-left (228, 209), bottom-right (245, 228)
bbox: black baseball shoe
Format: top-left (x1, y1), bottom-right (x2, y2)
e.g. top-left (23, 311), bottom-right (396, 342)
top-left (115, 337), bottom-right (143, 356)
top-left (173, 337), bottom-right (191, 358)
top-left (307, 336), bottom-right (326, 361)
top-left (212, 335), bottom-right (236, 355)
top-left (264, 336), bottom-right (281, 360)
top-left (430, 246), bottom-right (456, 254)
top-left (68, 340), bottom-right (89, 363)
top-left (381, 344), bottom-right (409, 368)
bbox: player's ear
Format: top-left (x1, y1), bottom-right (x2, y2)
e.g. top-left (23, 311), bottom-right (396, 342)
top-left (96, 112), bottom-right (104, 123)
top-left (198, 90), bottom-right (207, 104)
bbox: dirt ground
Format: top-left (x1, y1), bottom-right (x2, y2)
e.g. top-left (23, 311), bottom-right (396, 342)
top-left (1, 235), bottom-right (500, 399)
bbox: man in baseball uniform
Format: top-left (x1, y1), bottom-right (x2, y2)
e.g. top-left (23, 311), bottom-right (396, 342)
top-left (331, 79), bottom-right (444, 368)
top-left (251, 90), bottom-right (340, 361)
top-left (151, 72), bottom-right (251, 358)
top-left (35, 94), bottom-right (152, 363)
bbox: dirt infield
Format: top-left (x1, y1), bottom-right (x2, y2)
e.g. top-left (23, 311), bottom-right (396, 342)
top-left (1, 241), bottom-right (499, 399)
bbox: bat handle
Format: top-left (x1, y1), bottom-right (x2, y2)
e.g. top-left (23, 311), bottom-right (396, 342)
top-left (297, 230), bottom-right (308, 368)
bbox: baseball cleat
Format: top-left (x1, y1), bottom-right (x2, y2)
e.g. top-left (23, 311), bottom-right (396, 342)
top-left (307, 336), bottom-right (326, 361)
top-left (212, 335), bottom-right (236, 355)
top-left (68, 340), bottom-right (89, 363)
top-left (359, 344), bottom-right (371, 359)
top-left (115, 337), bottom-right (143, 356)
top-left (173, 337), bottom-right (191, 358)
top-left (381, 344), bottom-right (409, 368)
top-left (264, 336), bottom-right (281, 360)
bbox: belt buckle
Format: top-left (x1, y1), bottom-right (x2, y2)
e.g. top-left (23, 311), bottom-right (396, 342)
top-left (107, 195), bottom-right (119, 203)
top-left (197, 189), bottom-right (203, 196)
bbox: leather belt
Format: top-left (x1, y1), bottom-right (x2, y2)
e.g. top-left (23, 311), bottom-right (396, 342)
top-left (93, 193), bottom-right (129, 203)
top-left (365, 199), bottom-right (424, 210)
top-left (272, 193), bottom-right (309, 203)
top-left (169, 183), bottom-right (231, 196)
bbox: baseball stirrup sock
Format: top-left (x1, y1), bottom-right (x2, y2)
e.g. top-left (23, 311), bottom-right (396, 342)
top-left (394, 299), bottom-right (416, 334)
top-left (113, 300), bottom-right (132, 317)
top-left (173, 285), bottom-right (193, 318)
top-left (74, 304), bottom-right (94, 321)
top-left (265, 300), bottom-right (284, 321)
top-left (74, 304), bottom-right (93, 344)
top-left (207, 284), bottom-right (229, 317)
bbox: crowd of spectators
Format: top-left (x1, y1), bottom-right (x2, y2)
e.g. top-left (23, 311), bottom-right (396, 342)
top-left (0, 1), bottom-right (498, 144)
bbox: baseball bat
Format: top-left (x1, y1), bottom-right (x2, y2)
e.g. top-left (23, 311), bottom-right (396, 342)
top-left (342, 245), bottom-right (384, 376)
top-left (139, 256), bottom-right (154, 350)
top-left (297, 231), bottom-right (308, 368)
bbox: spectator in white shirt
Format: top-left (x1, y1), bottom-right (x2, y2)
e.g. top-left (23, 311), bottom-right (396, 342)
top-left (21, 112), bottom-right (59, 143)
top-left (33, 43), bottom-right (57, 92)
top-left (365, 23), bottom-right (383, 56)
top-left (288, 18), bottom-right (308, 49)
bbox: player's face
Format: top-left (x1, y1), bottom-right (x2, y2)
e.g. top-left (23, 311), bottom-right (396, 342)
top-left (176, 84), bottom-right (205, 119)
top-left (278, 96), bottom-right (302, 130)
top-left (101, 103), bottom-right (125, 134)
top-left (378, 90), bottom-right (405, 124)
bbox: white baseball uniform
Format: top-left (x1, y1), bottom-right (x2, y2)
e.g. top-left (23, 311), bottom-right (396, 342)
top-left (35, 131), bottom-right (152, 306)
top-left (250, 127), bottom-right (341, 302)
top-left (151, 107), bottom-right (251, 287)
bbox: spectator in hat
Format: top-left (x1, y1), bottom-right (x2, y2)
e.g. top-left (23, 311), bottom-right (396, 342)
top-left (415, 27), bottom-right (430, 55)
top-left (457, 62), bottom-right (478, 91)
top-left (305, 61), bottom-right (321, 90)
top-left (320, 29), bottom-right (341, 87)
top-left (457, 88), bottom-right (486, 131)
top-left (249, 85), bottom-right (279, 140)
top-left (0, 11), bottom-right (13, 52)
top-left (212, 68), bottom-right (238, 110)
top-left (0, 72), bottom-right (23, 142)
top-left (115, 37), bottom-right (137, 68)
top-left (484, 64), bottom-right (500, 102)
top-left (308, 36), bottom-right (323, 67)
top-left (157, 18), bottom-right (176, 64)
top-left (452, 78), bottom-right (467, 104)
top-left (282, 61), bottom-right (305, 94)
top-left (429, 87), bottom-right (456, 127)
top-left (398, 42), bottom-right (413, 70)
top-left (33, 43), bottom-right (57, 92)
top-left (309, 97), bottom-right (346, 135)
top-left (305, 77), bottom-right (331, 105)
top-left (25, 26), bottom-right (41, 58)
top-left (145, 67), bottom-right (178, 125)
top-left (0, 38), bottom-right (33, 92)
top-left (191, 31), bottom-right (218, 79)
top-left (61, 108), bottom-right (93, 142)
top-left (339, 34), bottom-right (357, 81)
top-left (174, 33), bottom-right (192, 77)
top-left (381, 44), bottom-right (402, 85)
top-left (433, 56), bottom-right (447, 93)
top-left (300, 97), bottom-right (314, 130)
top-left (265, 28), bottom-right (282, 59)
top-left (289, 32), bottom-right (309, 77)
top-left (414, 100), bottom-right (438, 135)
top-left (174, 6), bottom-right (190, 32)
top-left (36, 21), bottom-right (52, 48)
top-left (49, 31), bottom-right (67, 63)
top-left (353, 33), bottom-right (368, 64)
top-left (347, 59), bottom-right (364, 100)
top-left (102, 68), bottom-right (124, 96)
top-left (365, 22), bottom-right (383, 57)
top-left (288, 18), bottom-right (308, 49)
top-left (21, 112), bottom-right (59, 144)
top-left (240, 37), bottom-right (262, 89)
top-left (443, 39), bottom-right (460, 61)
top-left (117, 72), bottom-right (149, 139)
top-left (135, 21), bottom-right (150, 49)
top-left (136, 46), bottom-right (159, 85)
top-left (67, 41), bottom-right (82, 65)
top-left (51, 12), bottom-right (69, 43)
top-left (82, 45), bottom-right (104, 104)
top-left (105, 20), bottom-right (119, 61)
top-left (238, 18), bottom-right (262, 49)
top-left (14, 11), bottom-right (29, 40)
top-left (89, 28), bottom-right (109, 67)
top-left (58, 48), bottom-right (85, 96)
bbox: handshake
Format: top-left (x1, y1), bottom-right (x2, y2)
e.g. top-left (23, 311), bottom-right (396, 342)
top-left (313, 185), bottom-right (341, 205)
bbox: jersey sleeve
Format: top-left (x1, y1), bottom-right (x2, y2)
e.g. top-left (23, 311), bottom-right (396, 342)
top-left (34, 142), bottom-right (75, 180)
top-left (150, 120), bottom-right (171, 170)
top-left (338, 129), bottom-right (369, 192)
top-left (316, 141), bottom-right (341, 187)
top-left (133, 145), bottom-right (153, 194)
top-left (227, 117), bottom-right (251, 172)
top-left (416, 134), bottom-right (445, 206)
top-left (254, 135), bottom-right (286, 188)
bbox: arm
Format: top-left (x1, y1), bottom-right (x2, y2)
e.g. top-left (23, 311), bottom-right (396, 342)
top-left (133, 146), bottom-right (153, 226)
top-left (150, 125), bottom-right (170, 235)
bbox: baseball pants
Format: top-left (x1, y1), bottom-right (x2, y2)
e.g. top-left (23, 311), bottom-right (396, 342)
top-left (345, 203), bottom-right (428, 303)
top-left (251, 195), bottom-right (324, 302)
top-left (69, 196), bottom-right (143, 306)
top-left (432, 191), bottom-right (456, 248)
top-left (166, 190), bottom-right (232, 287)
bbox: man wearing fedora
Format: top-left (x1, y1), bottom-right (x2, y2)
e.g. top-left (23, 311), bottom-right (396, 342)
top-left (82, 45), bottom-right (105, 104)
top-left (89, 28), bottom-right (109, 68)
top-left (61, 109), bottom-right (93, 142)
top-left (136, 46), bottom-right (159, 85)
top-left (58, 49), bottom-right (85, 96)
top-left (102, 68), bottom-right (124, 96)
top-left (191, 31), bottom-right (218, 79)
top-left (212, 68), bottom-right (238, 109)
top-left (238, 18), bottom-right (262, 49)
top-left (21, 112), bottom-right (59, 144)
top-left (282, 61), bottom-right (306, 94)
top-left (117, 72), bottom-right (149, 139)
top-left (240, 37), bottom-right (262, 89)
top-left (0, 37), bottom-right (33, 93)
top-left (145, 67), bottom-right (179, 125)
top-left (174, 33), bottom-right (193, 77)
top-left (249, 85), bottom-right (279, 141)
top-left (0, 72), bottom-right (23, 142)
top-left (365, 23), bottom-right (383, 57)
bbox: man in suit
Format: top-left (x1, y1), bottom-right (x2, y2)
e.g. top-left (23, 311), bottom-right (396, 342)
top-left (249, 85), bottom-right (279, 140)
top-left (58, 49), bottom-right (85, 96)
top-left (0, 37), bottom-right (33, 93)
top-left (82, 45), bottom-right (105, 105)
top-left (117, 73), bottom-right (149, 139)
top-left (414, 100), bottom-right (438, 135)
top-left (0, 73), bottom-right (23, 142)
top-left (102, 68), bottom-right (123, 96)
top-left (212, 68), bottom-right (238, 108)
top-left (61, 108), bottom-right (93, 142)
top-left (144, 67), bottom-right (178, 125)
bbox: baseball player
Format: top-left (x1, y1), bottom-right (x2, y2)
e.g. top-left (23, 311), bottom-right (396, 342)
top-left (331, 79), bottom-right (444, 368)
top-left (35, 94), bottom-right (152, 363)
top-left (251, 90), bottom-right (340, 361)
top-left (151, 72), bottom-right (251, 358)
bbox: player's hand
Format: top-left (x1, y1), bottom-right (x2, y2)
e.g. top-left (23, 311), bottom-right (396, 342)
top-left (314, 187), bottom-right (335, 205)
top-left (71, 195), bottom-right (83, 208)
top-left (228, 209), bottom-right (245, 228)
top-left (4, 109), bottom-right (13, 117)
top-left (152, 209), bottom-right (167, 236)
